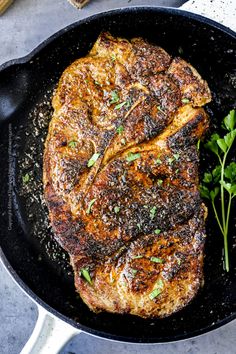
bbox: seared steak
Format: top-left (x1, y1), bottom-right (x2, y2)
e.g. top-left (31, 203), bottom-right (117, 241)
top-left (43, 33), bottom-right (211, 318)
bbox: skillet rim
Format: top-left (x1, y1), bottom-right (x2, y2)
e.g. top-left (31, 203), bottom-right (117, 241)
top-left (0, 5), bottom-right (235, 71)
top-left (0, 6), bottom-right (236, 344)
top-left (1, 248), bottom-right (236, 344)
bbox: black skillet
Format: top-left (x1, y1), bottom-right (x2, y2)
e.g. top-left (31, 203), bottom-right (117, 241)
top-left (0, 6), bottom-right (236, 345)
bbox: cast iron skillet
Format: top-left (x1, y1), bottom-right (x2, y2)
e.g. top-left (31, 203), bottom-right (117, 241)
top-left (0, 7), bottom-right (236, 344)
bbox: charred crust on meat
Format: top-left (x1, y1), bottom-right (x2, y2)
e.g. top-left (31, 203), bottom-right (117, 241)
top-left (43, 33), bottom-right (211, 318)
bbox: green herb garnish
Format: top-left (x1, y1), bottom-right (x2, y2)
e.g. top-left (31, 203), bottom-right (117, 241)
top-left (115, 101), bottom-right (126, 110)
top-left (87, 153), bottom-right (100, 167)
top-left (156, 158), bottom-right (162, 164)
top-left (157, 179), bottom-right (163, 186)
top-left (80, 268), bottom-right (92, 285)
top-left (157, 106), bottom-right (165, 114)
top-left (117, 125), bottom-right (124, 134)
top-left (137, 223), bottom-right (141, 230)
top-left (131, 269), bottom-right (138, 276)
top-left (173, 153), bottom-right (180, 160)
top-left (126, 152), bottom-right (141, 163)
top-left (132, 255), bottom-right (143, 259)
top-left (182, 98), bottom-right (190, 104)
top-left (156, 279), bottom-right (164, 288)
top-left (86, 198), bottom-right (96, 214)
top-left (121, 138), bottom-right (126, 145)
top-left (167, 157), bottom-right (174, 165)
top-left (125, 98), bottom-right (132, 108)
top-left (150, 257), bottom-right (164, 263)
top-left (115, 99), bottom-right (131, 110)
top-left (197, 139), bottom-right (201, 150)
top-left (200, 109), bottom-right (236, 272)
top-left (114, 206), bottom-right (120, 214)
top-left (111, 54), bottom-right (116, 61)
top-left (154, 229), bottom-right (161, 235)
top-left (110, 90), bottom-right (119, 104)
top-left (150, 206), bottom-right (157, 219)
top-left (149, 288), bottom-right (162, 300)
top-left (22, 173), bottom-right (30, 184)
top-left (68, 141), bottom-right (77, 148)
top-left (176, 258), bottom-right (181, 265)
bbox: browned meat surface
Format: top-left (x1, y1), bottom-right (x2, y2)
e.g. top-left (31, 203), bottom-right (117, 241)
top-left (43, 33), bottom-right (211, 318)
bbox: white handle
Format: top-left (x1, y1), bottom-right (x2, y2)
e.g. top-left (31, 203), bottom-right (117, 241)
top-left (20, 305), bottom-right (80, 354)
top-left (180, 0), bottom-right (236, 32)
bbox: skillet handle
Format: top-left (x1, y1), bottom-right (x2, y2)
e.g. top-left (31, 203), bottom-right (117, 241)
top-left (20, 304), bottom-right (80, 354)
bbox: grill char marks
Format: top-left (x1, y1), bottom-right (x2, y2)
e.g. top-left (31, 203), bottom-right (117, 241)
top-left (43, 33), bottom-right (211, 318)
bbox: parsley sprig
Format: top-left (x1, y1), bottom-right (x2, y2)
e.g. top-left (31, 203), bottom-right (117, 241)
top-left (200, 110), bottom-right (236, 272)
top-left (80, 268), bottom-right (92, 285)
top-left (110, 90), bottom-right (119, 104)
top-left (22, 173), bottom-right (30, 184)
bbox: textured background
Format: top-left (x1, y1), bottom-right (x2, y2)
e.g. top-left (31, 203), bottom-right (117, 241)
top-left (1, 0), bottom-right (236, 353)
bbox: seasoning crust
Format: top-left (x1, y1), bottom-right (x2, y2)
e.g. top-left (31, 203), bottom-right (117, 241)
top-left (43, 33), bottom-right (211, 318)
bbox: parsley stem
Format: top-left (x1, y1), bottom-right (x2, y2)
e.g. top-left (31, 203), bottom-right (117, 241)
top-left (220, 151), bottom-right (230, 271)
top-left (211, 200), bottom-right (224, 235)
top-left (225, 193), bottom-right (232, 237)
top-left (223, 193), bottom-right (232, 271)
top-left (202, 110), bottom-right (236, 272)
top-left (220, 153), bottom-right (227, 232)
top-left (223, 228), bottom-right (229, 272)
top-left (217, 154), bottom-right (223, 165)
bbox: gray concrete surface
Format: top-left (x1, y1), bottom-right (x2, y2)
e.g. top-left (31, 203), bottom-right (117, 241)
top-left (1, 1), bottom-right (236, 353)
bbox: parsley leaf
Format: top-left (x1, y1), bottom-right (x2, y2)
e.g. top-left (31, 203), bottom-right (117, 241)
top-left (149, 279), bottom-right (164, 300)
top-left (86, 198), bottom-right (96, 214)
top-left (115, 101), bottom-right (126, 110)
top-left (114, 206), bottom-right (120, 214)
top-left (22, 173), bottom-right (30, 184)
top-left (149, 288), bottom-right (162, 300)
top-left (173, 153), bottom-right (180, 160)
top-left (223, 109), bottom-right (236, 131)
top-left (132, 255), bottom-right (143, 259)
top-left (217, 138), bottom-right (227, 153)
top-left (110, 90), bottom-right (119, 104)
top-left (157, 179), bottom-right (163, 186)
top-left (212, 165), bottom-right (221, 183)
top-left (200, 184), bottom-right (210, 200)
top-left (203, 172), bottom-right (212, 183)
top-left (87, 153), bottom-right (100, 167)
top-left (68, 141), bottom-right (77, 148)
top-left (116, 125), bottom-right (124, 134)
top-left (204, 133), bottom-right (220, 155)
top-left (126, 152), bottom-right (141, 163)
top-left (167, 157), bottom-right (174, 165)
top-left (150, 257), bottom-right (164, 263)
top-left (150, 206), bottom-right (157, 219)
top-left (224, 162), bottom-right (236, 182)
top-left (80, 268), bottom-right (92, 285)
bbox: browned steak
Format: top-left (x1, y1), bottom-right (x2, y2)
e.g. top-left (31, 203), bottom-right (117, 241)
top-left (43, 33), bottom-right (211, 318)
